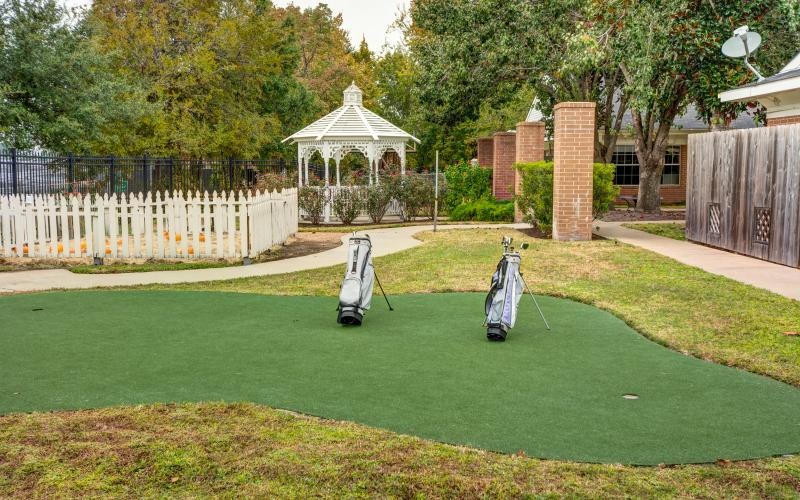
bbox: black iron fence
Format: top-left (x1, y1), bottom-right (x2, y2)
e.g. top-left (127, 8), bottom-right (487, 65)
top-left (0, 149), bottom-right (317, 196)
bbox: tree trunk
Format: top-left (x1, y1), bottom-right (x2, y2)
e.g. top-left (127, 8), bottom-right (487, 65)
top-left (635, 143), bottom-right (667, 213)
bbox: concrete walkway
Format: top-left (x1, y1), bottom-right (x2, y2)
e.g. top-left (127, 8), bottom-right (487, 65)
top-left (0, 224), bottom-right (526, 293)
top-left (594, 221), bottom-right (800, 301)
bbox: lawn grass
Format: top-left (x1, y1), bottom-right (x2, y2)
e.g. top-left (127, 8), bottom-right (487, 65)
top-left (5, 227), bottom-right (800, 497)
top-left (69, 259), bottom-right (235, 274)
top-left (3, 403), bottom-right (800, 498)
top-left (623, 222), bottom-right (687, 241)
top-left (137, 228), bottom-right (800, 387)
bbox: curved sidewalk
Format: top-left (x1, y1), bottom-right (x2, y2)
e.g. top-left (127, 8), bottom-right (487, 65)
top-left (0, 224), bottom-right (526, 293)
top-left (595, 221), bottom-right (800, 301)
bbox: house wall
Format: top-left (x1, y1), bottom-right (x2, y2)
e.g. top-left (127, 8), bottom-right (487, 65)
top-left (616, 145), bottom-right (688, 204)
top-left (768, 115), bottom-right (800, 126)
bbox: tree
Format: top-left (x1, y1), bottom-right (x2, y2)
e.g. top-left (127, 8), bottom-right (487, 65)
top-left (90, 0), bottom-right (301, 158)
top-left (0, 0), bottom-right (142, 153)
top-left (408, 0), bottom-right (628, 163)
top-left (600, 0), bottom-right (800, 211)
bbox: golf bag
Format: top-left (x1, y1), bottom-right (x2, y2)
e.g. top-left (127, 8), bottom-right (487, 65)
top-left (337, 235), bottom-right (375, 325)
top-left (485, 251), bottom-right (524, 341)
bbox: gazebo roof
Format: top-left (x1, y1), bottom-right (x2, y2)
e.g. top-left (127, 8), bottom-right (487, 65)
top-left (283, 83), bottom-right (420, 144)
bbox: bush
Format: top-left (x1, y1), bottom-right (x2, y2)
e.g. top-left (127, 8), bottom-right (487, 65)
top-left (364, 184), bottom-right (394, 224)
top-left (443, 161), bottom-right (492, 212)
top-left (298, 187), bottom-right (327, 225)
top-left (516, 161), bottom-right (619, 234)
top-left (332, 188), bottom-right (362, 225)
top-left (255, 171), bottom-right (293, 193)
top-left (396, 175), bottom-right (435, 221)
top-left (449, 199), bottom-right (514, 222)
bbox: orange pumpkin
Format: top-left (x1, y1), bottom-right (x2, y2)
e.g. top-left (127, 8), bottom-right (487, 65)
top-left (199, 232), bottom-right (206, 243)
top-left (80, 240), bottom-right (87, 252)
top-left (23, 244), bottom-right (29, 255)
top-left (188, 246), bottom-right (195, 255)
top-left (175, 233), bottom-right (182, 242)
top-left (57, 242), bottom-right (64, 253)
top-left (105, 245), bottom-right (112, 255)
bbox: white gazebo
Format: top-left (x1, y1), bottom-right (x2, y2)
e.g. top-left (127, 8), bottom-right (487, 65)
top-left (283, 82), bottom-right (420, 187)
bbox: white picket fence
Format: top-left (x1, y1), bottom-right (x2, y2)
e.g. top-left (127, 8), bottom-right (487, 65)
top-left (0, 189), bottom-right (298, 260)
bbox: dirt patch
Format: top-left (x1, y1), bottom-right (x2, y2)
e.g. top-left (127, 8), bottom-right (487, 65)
top-left (602, 209), bottom-right (685, 222)
top-left (264, 232), bottom-right (344, 261)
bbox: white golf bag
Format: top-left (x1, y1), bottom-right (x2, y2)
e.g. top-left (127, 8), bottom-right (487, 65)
top-left (485, 252), bottom-right (524, 341)
top-left (337, 235), bottom-right (375, 325)
top-left (485, 237), bottom-right (550, 341)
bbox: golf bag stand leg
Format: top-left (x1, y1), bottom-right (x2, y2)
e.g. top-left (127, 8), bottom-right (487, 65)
top-left (373, 269), bottom-right (394, 311)
top-left (520, 274), bottom-right (551, 331)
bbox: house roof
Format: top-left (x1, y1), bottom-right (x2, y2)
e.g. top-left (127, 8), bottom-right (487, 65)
top-left (719, 50), bottom-right (800, 102)
top-left (619, 103), bottom-right (757, 131)
top-left (283, 83), bottom-right (420, 144)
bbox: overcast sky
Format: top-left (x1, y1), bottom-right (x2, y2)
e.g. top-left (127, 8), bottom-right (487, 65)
top-left (62, 0), bottom-right (408, 53)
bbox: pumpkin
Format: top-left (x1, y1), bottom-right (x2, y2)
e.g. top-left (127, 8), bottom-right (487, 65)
top-left (57, 242), bottom-right (64, 253)
top-left (199, 232), bottom-right (206, 243)
top-left (188, 246), bottom-right (195, 255)
top-left (175, 233), bottom-right (182, 242)
top-left (80, 240), bottom-right (87, 252)
top-left (23, 244), bottom-right (29, 255)
top-left (105, 245), bottom-right (112, 255)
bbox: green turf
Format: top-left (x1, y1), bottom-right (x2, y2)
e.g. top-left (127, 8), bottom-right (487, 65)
top-left (2, 291), bottom-right (800, 465)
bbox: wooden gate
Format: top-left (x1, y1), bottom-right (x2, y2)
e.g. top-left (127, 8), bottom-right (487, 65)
top-left (686, 124), bottom-right (800, 267)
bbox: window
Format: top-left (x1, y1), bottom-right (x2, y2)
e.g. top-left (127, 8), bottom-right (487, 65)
top-left (611, 145), bottom-right (681, 185)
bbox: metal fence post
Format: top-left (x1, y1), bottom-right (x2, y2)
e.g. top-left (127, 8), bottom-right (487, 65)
top-left (109, 155), bottom-right (116, 195)
top-left (228, 157), bottom-right (234, 192)
top-left (168, 157), bottom-right (174, 193)
top-left (142, 154), bottom-right (149, 194)
top-left (68, 153), bottom-right (75, 193)
top-left (10, 148), bottom-right (18, 195)
top-left (280, 158), bottom-right (286, 177)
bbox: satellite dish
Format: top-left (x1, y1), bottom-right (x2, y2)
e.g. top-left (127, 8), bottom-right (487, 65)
top-left (721, 26), bottom-right (765, 81)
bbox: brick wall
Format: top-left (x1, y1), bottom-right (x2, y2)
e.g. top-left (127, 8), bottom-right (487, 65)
top-left (552, 102), bottom-right (595, 241)
top-left (492, 132), bottom-right (516, 201)
top-left (477, 137), bottom-right (494, 167)
top-left (616, 144), bottom-right (688, 204)
top-left (768, 115), bottom-right (800, 126)
top-left (514, 121), bottom-right (545, 221)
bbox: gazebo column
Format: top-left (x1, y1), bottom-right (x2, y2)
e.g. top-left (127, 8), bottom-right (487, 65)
top-left (322, 145), bottom-right (332, 223)
top-left (399, 145), bottom-right (407, 176)
top-left (297, 145), bottom-right (303, 188)
top-left (367, 145), bottom-right (376, 186)
top-left (304, 158), bottom-right (309, 187)
top-left (335, 153), bottom-right (342, 187)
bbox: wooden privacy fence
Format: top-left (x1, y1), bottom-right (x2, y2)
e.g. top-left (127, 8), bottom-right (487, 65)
top-left (0, 189), bottom-right (298, 260)
top-left (686, 124), bottom-right (800, 267)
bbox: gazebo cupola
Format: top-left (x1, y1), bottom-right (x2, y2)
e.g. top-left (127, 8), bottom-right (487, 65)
top-left (283, 82), bottom-right (421, 187)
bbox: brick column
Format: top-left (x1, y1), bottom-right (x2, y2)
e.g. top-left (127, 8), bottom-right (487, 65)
top-left (514, 121), bottom-right (545, 222)
top-left (552, 102), bottom-right (595, 241)
top-left (477, 137), bottom-right (494, 167)
top-left (492, 132), bottom-right (516, 200)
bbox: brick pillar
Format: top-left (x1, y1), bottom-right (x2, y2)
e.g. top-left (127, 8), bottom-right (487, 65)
top-left (477, 137), bottom-right (494, 167)
top-left (767, 115), bottom-right (800, 126)
top-left (492, 132), bottom-right (516, 200)
top-left (552, 102), bottom-right (595, 241)
top-left (514, 121), bottom-right (545, 222)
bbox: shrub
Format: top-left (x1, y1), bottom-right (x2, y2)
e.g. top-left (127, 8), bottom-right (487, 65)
top-left (255, 171), bottom-right (293, 193)
top-left (364, 184), bottom-right (393, 224)
top-left (332, 188), bottom-right (363, 225)
top-left (396, 175), bottom-right (434, 221)
top-left (298, 187), bottom-right (327, 225)
top-left (516, 161), bottom-right (620, 234)
top-left (449, 199), bottom-right (514, 222)
top-left (443, 161), bottom-right (492, 212)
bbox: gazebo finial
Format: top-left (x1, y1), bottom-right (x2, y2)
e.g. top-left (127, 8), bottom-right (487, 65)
top-left (343, 81), bottom-right (363, 106)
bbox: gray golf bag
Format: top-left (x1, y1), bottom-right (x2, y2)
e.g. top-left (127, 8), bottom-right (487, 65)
top-left (337, 235), bottom-right (376, 325)
top-left (485, 237), bottom-right (550, 341)
top-left (485, 252), bottom-right (524, 341)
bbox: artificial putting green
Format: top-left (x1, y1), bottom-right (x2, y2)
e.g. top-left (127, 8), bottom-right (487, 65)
top-left (1, 291), bottom-right (800, 465)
